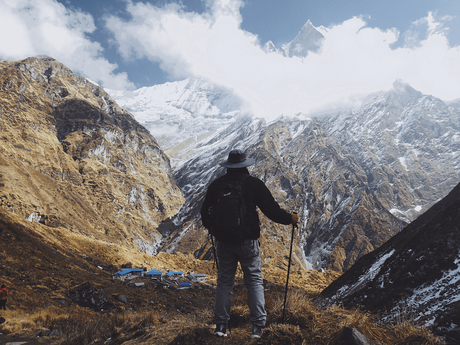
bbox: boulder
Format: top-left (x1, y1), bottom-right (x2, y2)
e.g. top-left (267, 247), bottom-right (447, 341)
top-left (334, 326), bottom-right (373, 345)
top-left (67, 281), bottom-right (109, 311)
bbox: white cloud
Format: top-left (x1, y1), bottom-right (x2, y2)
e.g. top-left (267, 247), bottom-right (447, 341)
top-left (2, 0), bottom-right (459, 117)
top-left (106, 1), bottom-right (460, 119)
top-left (0, 0), bottom-right (134, 90)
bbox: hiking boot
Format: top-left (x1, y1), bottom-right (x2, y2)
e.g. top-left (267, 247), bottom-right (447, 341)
top-left (251, 324), bottom-right (264, 338)
top-left (214, 323), bottom-right (228, 337)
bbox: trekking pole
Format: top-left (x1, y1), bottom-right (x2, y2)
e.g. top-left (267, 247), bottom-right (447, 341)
top-left (282, 213), bottom-right (298, 324)
top-left (210, 233), bottom-right (218, 270)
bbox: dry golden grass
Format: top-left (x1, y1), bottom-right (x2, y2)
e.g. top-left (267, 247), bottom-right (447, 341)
top-left (0, 209), bottom-right (443, 345)
top-left (0, 277), bottom-right (443, 345)
top-left (263, 289), bottom-right (442, 345)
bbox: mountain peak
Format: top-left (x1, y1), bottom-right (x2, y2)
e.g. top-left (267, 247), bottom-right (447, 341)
top-left (263, 20), bottom-right (324, 57)
top-left (280, 20), bottom-right (324, 57)
top-left (361, 80), bottom-right (423, 110)
top-left (262, 40), bottom-right (277, 54)
top-left (300, 20), bottom-right (314, 30)
top-left (384, 79), bottom-right (424, 106)
top-left (392, 79), bottom-right (418, 94)
top-left (35, 54), bottom-right (56, 62)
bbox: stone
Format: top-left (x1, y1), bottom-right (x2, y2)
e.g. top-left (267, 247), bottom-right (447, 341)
top-left (335, 326), bottom-right (373, 345)
top-left (117, 294), bottom-right (128, 304)
top-left (68, 282), bottom-right (109, 311)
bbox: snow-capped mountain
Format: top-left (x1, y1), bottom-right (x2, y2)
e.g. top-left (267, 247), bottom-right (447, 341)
top-left (106, 78), bottom-right (242, 149)
top-left (150, 81), bottom-right (460, 272)
top-left (263, 20), bottom-right (326, 57)
top-left (155, 114), bottom-right (406, 272)
top-left (104, 19), bottom-right (460, 272)
top-left (320, 181), bottom-right (460, 336)
top-left (106, 20), bottom-right (327, 152)
top-left (321, 80), bottom-right (460, 222)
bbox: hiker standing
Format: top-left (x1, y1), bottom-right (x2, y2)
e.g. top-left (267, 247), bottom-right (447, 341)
top-left (201, 149), bottom-right (299, 338)
top-left (0, 285), bottom-right (8, 310)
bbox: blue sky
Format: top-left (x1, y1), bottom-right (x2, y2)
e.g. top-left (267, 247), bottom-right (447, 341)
top-left (1, 0), bottom-right (459, 118)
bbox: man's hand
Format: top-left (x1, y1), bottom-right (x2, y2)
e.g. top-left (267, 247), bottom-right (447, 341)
top-left (291, 212), bottom-right (299, 225)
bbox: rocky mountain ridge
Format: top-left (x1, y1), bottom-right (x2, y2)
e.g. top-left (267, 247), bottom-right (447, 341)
top-left (322, 80), bottom-right (460, 222)
top-left (320, 180), bottom-right (460, 337)
top-left (0, 56), bottom-right (184, 255)
top-left (157, 115), bottom-right (405, 272)
top-left (150, 80), bottom-right (460, 272)
top-left (106, 78), bottom-right (242, 150)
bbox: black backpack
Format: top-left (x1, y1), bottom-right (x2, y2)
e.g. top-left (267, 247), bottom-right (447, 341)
top-left (209, 175), bottom-right (249, 243)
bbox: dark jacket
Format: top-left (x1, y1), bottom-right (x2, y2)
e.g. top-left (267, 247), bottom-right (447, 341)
top-left (201, 168), bottom-right (293, 240)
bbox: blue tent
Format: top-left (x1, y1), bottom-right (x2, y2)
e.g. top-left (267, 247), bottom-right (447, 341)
top-left (114, 268), bottom-right (144, 276)
top-left (145, 268), bottom-right (163, 277)
top-left (165, 271), bottom-right (184, 278)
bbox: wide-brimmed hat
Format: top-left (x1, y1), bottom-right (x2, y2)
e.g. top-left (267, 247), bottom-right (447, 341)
top-left (219, 149), bottom-right (255, 168)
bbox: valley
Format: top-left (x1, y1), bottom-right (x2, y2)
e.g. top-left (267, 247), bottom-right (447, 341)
top-left (0, 55), bottom-right (459, 343)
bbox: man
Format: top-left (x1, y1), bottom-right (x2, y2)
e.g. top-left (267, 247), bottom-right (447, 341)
top-left (0, 285), bottom-right (8, 310)
top-left (201, 149), bottom-right (299, 338)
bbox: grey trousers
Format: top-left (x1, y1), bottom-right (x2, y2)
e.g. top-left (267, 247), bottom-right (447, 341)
top-left (214, 239), bottom-right (266, 327)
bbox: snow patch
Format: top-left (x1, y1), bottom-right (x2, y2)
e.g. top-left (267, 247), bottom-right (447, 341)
top-left (398, 157), bottom-right (408, 171)
top-left (102, 129), bottom-right (123, 145)
top-left (88, 143), bottom-right (110, 164)
top-left (26, 212), bottom-right (41, 223)
top-left (329, 250), bottom-right (395, 302)
top-left (402, 253), bottom-right (460, 326)
top-left (135, 235), bottom-right (162, 255)
top-left (128, 188), bottom-right (138, 205)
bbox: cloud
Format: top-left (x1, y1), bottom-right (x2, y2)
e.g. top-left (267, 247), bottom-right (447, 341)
top-left (2, 0), bottom-right (458, 117)
top-left (105, 0), bottom-right (460, 119)
top-left (0, 0), bottom-right (134, 90)
top-left (402, 12), bottom-right (453, 47)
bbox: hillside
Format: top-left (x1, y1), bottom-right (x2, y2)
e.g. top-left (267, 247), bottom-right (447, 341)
top-left (0, 207), bottom-right (443, 344)
top-left (0, 56), bottom-right (184, 255)
top-left (320, 181), bottom-right (460, 338)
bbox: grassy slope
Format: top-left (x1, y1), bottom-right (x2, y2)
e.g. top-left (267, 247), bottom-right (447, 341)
top-left (0, 209), bottom-right (441, 344)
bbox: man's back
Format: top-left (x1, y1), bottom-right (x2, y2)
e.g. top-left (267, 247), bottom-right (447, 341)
top-left (202, 168), bottom-right (293, 242)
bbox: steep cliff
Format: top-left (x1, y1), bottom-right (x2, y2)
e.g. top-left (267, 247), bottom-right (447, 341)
top-left (0, 56), bottom-right (184, 254)
top-left (320, 181), bottom-right (460, 336)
